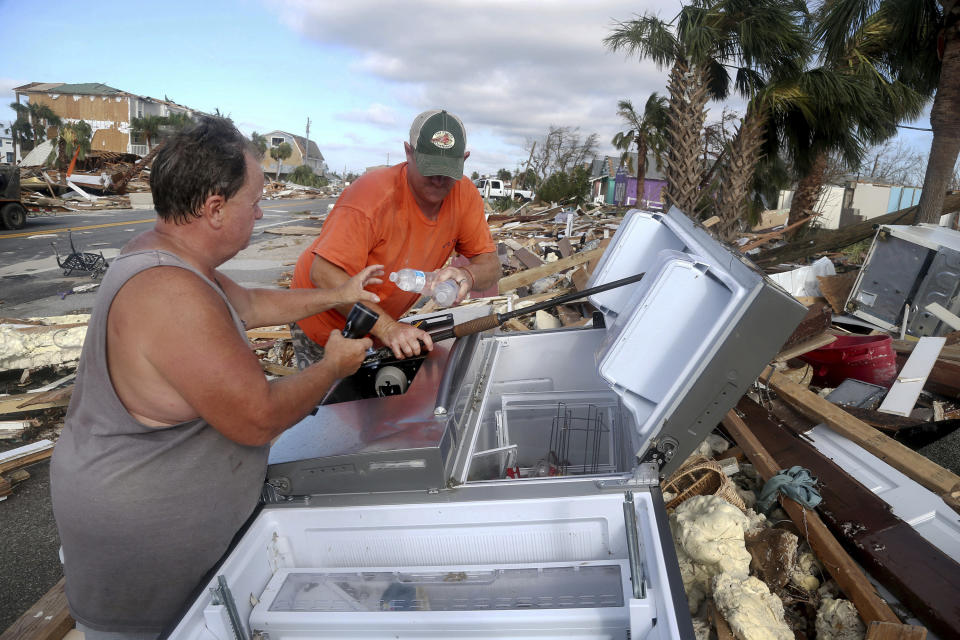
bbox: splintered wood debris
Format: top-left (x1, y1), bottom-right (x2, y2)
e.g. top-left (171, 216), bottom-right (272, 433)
top-left (4, 199), bottom-right (960, 638)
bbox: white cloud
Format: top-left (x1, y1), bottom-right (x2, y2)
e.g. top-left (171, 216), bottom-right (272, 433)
top-left (336, 103), bottom-right (399, 128)
top-left (265, 0), bottom-right (681, 169)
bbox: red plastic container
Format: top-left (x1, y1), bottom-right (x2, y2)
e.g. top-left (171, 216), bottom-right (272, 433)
top-left (797, 335), bottom-right (898, 388)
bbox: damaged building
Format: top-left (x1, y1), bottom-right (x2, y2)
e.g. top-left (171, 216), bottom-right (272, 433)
top-left (12, 82), bottom-right (201, 158)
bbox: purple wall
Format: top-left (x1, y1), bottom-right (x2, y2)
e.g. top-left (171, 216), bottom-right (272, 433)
top-left (613, 169), bottom-right (667, 209)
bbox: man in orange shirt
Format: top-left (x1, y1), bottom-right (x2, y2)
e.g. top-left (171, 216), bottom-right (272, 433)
top-left (290, 109), bottom-right (501, 366)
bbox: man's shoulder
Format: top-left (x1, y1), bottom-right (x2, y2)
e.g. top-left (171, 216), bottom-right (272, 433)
top-left (450, 176), bottom-right (483, 210)
top-left (340, 165), bottom-right (405, 207)
top-left (340, 164), bottom-right (406, 200)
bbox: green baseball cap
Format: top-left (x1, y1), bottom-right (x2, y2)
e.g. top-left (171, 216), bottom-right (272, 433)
top-left (409, 109), bottom-right (467, 180)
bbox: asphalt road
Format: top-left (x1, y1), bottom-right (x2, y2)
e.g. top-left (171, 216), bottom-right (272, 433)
top-left (0, 197), bottom-right (333, 315)
top-left (0, 196), bottom-right (333, 631)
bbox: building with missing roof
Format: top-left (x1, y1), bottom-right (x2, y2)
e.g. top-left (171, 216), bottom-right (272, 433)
top-left (13, 82), bottom-right (201, 157)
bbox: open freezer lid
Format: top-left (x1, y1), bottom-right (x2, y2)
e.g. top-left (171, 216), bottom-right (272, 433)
top-left (584, 207), bottom-right (807, 470)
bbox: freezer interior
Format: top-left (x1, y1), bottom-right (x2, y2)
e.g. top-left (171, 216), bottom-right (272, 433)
top-left (167, 488), bottom-right (688, 639)
top-left (454, 329), bottom-right (638, 484)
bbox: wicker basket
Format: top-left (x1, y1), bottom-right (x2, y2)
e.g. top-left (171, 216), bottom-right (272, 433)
top-left (662, 455), bottom-right (746, 511)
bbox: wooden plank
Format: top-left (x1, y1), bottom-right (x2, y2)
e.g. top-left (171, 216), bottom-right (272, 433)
top-left (245, 327), bottom-right (292, 340)
top-left (738, 214), bottom-right (817, 253)
top-left (556, 304), bottom-right (583, 326)
top-left (891, 339), bottom-right (960, 363)
top-left (736, 399), bottom-right (944, 639)
top-left (261, 362), bottom-right (297, 377)
top-left (925, 302), bottom-right (960, 331)
top-left (721, 408), bottom-right (903, 626)
top-left (514, 247), bottom-right (543, 269)
top-left (839, 406), bottom-right (925, 434)
top-left (0, 475), bottom-right (11, 499)
top-left (866, 622), bottom-right (928, 639)
top-left (0, 577), bottom-right (73, 640)
top-left (503, 318), bottom-right (529, 332)
top-left (557, 237), bottom-right (573, 258)
top-left (497, 247), bottom-right (605, 294)
top-left (585, 238), bottom-right (611, 277)
top-left (878, 337), bottom-right (946, 417)
top-left (0, 387), bottom-right (73, 416)
top-left (795, 295), bottom-right (829, 307)
top-left (774, 332), bottom-right (836, 363)
top-left (0, 420), bottom-right (35, 439)
top-left (708, 599), bottom-right (736, 640)
top-left (817, 272), bottom-right (858, 314)
top-left (570, 266), bottom-right (589, 292)
top-left (0, 440), bottom-right (55, 475)
top-left (761, 365), bottom-right (960, 511)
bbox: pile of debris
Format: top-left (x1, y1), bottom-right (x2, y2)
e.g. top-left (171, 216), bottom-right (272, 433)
top-left (4, 197), bottom-right (960, 638)
top-left (263, 180), bottom-right (338, 200)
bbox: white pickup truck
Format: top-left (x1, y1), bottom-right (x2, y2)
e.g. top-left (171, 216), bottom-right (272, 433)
top-left (474, 178), bottom-right (534, 202)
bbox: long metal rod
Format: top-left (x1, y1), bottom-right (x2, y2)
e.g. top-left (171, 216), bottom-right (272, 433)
top-left (622, 492), bottom-right (646, 599)
top-left (363, 272), bottom-right (645, 365)
top-left (497, 271), bottom-right (646, 323)
top-left (430, 271), bottom-right (646, 342)
top-left (216, 574), bottom-right (248, 640)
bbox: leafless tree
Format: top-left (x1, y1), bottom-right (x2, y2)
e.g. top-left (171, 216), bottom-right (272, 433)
top-left (859, 140), bottom-right (927, 186)
top-left (524, 126), bottom-right (599, 187)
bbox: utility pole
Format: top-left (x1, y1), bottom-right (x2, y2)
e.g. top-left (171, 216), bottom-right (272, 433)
top-left (305, 117), bottom-right (311, 167)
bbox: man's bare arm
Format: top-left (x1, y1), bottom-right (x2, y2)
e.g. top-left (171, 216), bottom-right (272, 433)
top-left (310, 255), bottom-right (432, 359)
top-left (214, 264), bottom-right (383, 329)
top-left (114, 268), bottom-right (370, 446)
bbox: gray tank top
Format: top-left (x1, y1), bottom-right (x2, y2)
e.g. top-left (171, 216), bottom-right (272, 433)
top-left (50, 250), bottom-right (269, 632)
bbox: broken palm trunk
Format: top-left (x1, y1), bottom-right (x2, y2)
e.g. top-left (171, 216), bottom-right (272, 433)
top-left (754, 192), bottom-right (960, 267)
top-left (713, 104), bottom-right (766, 243)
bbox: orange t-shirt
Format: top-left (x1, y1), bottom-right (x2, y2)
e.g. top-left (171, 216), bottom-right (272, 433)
top-left (292, 163), bottom-right (495, 346)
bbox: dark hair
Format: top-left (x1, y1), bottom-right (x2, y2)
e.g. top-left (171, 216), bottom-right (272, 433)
top-left (150, 117), bottom-right (259, 224)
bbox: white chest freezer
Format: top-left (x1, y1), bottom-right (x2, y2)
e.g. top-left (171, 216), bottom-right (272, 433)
top-left (166, 207), bottom-right (807, 640)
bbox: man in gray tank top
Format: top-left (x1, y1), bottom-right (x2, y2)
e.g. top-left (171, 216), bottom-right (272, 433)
top-left (50, 117), bottom-right (383, 637)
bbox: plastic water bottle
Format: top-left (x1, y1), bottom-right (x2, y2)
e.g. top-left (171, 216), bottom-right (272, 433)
top-left (389, 269), bottom-right (459, 307)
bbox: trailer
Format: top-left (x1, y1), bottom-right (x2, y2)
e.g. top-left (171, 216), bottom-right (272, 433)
top-left (0, 165), bottom-right (29, 230)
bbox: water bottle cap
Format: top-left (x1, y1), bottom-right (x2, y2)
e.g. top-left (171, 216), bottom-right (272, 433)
top-left (389, 272), bottom-right (398, 282)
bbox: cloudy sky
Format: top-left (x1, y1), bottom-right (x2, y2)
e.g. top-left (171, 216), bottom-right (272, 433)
top-left (0, 0), bottom-right (933, 178)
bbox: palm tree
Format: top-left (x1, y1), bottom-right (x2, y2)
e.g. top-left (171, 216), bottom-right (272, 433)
top-left (165, 112), bottom-right (194, 131)
top-left (612, 95), bottom-right (669, 207)
top-left (9, 102), bottom-right (62, 153)
top-left (816, 0), bottom-right (955, 225)
top-left (269, 142), bottom-right (293, 181)
top-left (606, 0), bottom-right (809, 234)
top-left (47, 120), bottom-right (93, 185)
top-left (130, 115), bottom-right (166, 153)
top-left (249, 132), bottom-right (268, 157)
top-left (778, 64), bottom-right (926, 228)
top-left (7, 104), bottom-right (32, 160)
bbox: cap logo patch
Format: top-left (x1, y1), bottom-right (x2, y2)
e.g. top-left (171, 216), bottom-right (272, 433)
top-left (431, 130), bottom-right (455, 149)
